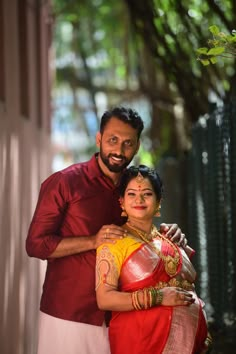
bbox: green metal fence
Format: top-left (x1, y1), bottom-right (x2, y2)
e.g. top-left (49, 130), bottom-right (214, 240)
top-left (187, 102), bottom-right (236, 328)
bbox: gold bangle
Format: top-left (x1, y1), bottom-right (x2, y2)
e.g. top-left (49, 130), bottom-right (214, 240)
top-left (131, 292), bottom-right (136, 310)
top-left (149, 289), bottom-right (152, 308)
top-left (136, 290), bottom-right (144, 310)
top-left (132, 290), bottom-right (143, 310)
top-left (132, 291), bottom-right (140, 310)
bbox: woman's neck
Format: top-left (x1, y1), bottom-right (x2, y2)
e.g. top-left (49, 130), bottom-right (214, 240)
top-left (126, 218), bottom-right (153, 234)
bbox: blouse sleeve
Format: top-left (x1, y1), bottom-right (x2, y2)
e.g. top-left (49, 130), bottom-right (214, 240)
top-left (96, 242), bottom-right (125, 290)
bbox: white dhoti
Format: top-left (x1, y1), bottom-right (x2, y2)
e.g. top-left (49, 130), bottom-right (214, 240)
top-left (37, 311), bottom-right (110, 354)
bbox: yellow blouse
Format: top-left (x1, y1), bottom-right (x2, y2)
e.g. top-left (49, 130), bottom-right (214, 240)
top-left (96, 235), bottom-right (142, 289)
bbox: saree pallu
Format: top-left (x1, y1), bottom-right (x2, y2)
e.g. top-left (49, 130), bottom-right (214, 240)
top-left (109, 239), bottom-right (208, 354)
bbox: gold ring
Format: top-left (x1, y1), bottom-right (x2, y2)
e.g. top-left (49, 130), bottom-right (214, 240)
top-left (106, 228), bottom-right (110, 233)
top-left (104, 233), bottom-right (107, 239)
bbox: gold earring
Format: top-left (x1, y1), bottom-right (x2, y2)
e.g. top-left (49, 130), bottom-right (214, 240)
top-left (154, 204), bottom-right (161, 217)
top-left (121, 207), bottom-right (128, 217)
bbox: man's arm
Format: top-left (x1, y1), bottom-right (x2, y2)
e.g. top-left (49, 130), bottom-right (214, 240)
top-left (47, 224), bottom-right (125, 258)
top-left (26, 172), bottom-right (125, 259)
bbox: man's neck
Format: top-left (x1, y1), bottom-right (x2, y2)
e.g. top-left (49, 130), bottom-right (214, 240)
top-left (96, 154), bottom-right (121, 185)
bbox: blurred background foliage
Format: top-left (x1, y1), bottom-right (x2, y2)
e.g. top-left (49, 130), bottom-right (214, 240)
top-left (51, 0), bottom-right (235, 169)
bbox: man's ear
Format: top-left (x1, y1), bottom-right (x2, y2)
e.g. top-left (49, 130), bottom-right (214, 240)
top-left (96, 132), bottom-right (101, 148)
top-left (135, 140), bottom-right (140, 155)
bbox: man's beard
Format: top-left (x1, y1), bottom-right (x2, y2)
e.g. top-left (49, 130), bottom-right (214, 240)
top-left (99, 148), bottom-right (132, 173)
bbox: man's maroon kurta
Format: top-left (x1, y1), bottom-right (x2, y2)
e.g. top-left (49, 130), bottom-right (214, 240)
top-left (26, 154), bottom-right (123, 325)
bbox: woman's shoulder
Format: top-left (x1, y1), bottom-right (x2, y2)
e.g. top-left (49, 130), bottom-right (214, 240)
top-left (97, 234), bottom-right (140, 254)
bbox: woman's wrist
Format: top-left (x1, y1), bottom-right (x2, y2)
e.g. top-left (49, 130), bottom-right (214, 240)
top-left (131, 287), bottom-right (163, 310)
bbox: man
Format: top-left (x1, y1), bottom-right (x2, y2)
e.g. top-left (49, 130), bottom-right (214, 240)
top-left (26, 106), bottom-right (186, 354)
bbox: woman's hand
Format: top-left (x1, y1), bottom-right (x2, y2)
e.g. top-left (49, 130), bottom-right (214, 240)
top-left (160, 287), bottom-right (195, 306)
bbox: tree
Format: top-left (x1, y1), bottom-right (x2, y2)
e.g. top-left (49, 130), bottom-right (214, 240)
top-left (51, 0), bottom-right (236, 163)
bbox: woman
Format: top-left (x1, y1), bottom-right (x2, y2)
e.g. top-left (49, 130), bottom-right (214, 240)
top-left (96, 165), bottom-right (212, 354)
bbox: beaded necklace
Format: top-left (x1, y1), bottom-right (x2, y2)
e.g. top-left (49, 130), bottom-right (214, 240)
top-left (125, 222), bottom-right (180, 277)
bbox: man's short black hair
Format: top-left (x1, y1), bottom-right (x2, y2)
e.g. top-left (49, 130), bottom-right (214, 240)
top-left (100, 106), bottom-right (144, 139)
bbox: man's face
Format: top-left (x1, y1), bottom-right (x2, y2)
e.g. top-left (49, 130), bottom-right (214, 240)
top-left (96, 117), bottom-right (140, 173)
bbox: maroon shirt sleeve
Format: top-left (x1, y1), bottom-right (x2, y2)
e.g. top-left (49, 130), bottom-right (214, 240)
top-left (26, 171), bottom-right (68, 260)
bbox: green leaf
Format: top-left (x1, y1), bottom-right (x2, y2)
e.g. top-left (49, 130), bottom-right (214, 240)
top-left (201, 59), bottom-right (210, 66)
top-left (210, 57), bottom-right (217, 64)
top-left (196, 47), bottom-right (208, 54)
top-left (209, 25), bottom-right (220, 35)
top-left (209, 39), bottom-right (220, 47)
top-left (207, 47), bottom-right (225, 55)
top-left (229, 35), bottom-right (236, 43)
top-left (225, 35), bottom-right (233, 41)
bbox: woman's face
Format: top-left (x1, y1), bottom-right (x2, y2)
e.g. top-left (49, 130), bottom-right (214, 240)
top-left (121, 176), bottom-right (159, 221)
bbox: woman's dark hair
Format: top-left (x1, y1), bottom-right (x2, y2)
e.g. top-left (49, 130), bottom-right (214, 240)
top-left (119, 165), bottom-right (163, 201)
top-left (100, 106), bottom-right (144, 139)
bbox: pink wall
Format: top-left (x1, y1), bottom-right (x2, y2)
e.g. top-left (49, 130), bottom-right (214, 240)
top-left (0, 1), bottom-right (53, 353)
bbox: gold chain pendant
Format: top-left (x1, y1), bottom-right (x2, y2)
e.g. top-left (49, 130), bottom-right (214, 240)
top-left (165, 256), bottom-right (179, 276)
top-left (125, 222), bottom-right (180, 277)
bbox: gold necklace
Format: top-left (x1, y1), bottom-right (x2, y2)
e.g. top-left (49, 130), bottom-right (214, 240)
top-left (125, 222), bottom-right (180, 277)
